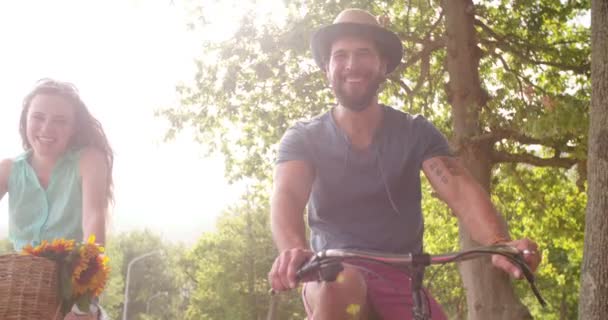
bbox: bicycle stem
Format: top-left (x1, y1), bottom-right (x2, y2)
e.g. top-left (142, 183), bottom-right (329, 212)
top-left (410, 262), bottom-right (430, 320)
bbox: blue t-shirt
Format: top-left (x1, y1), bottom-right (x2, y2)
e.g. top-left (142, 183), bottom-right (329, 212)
top-left (277, 105), bottom-right (452, 254)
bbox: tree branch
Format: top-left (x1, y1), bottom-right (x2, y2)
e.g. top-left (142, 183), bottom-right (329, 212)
top-left (405, 0), bottom-right (412, 33)
top-left (489, 49), bottom-right (527, 102)
top-left (392, 37), bottom-right (445, 77)
top-left (473, 128), bottom-right (540, 145)
top-left (485, 46), bottom-right (547, 96)
top-left (388, 36), bottom-right (444, 107)
top-left (472, 128), bottom-right (578, 153)
top-left (474, 18), bottom-right (590, 74)
top-left (408, 37), bottom-right (445, 69)
top-left (396, 33), bottom-right (426, 45)
top-left (388, 77), bottom-right (413, 95)
top-left (425, 9), bottom-right (445, 40)
top-left (492, 150), bottom-right (578, 168)
top-left (183, 269), bottom-right (199, 285)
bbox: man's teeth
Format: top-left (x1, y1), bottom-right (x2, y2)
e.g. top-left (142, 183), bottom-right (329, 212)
top-left (346, 77), bottom-right (364, 82)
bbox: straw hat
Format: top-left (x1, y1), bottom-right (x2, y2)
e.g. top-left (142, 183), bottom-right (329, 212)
top-left (311, 8), bottom-right (403, 74)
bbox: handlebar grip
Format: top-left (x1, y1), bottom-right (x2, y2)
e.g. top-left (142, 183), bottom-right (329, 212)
top-left (296, 259), bottom-right (344, 283)
top-left (318, 261), bottom-right (344, 281)
top-left (295, 260), bottom-right (318, 282)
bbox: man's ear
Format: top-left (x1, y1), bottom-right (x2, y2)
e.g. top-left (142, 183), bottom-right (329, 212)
top-left (324, 62), bottom-right (331, 80)
top-left (380, 58), bottom-right (389, 75)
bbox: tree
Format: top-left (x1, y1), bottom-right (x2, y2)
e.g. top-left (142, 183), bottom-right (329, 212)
top-left (0, 232), bottom-right (189, 319)
top-left (101, 230), bottom-right (189, 320)
top-left (493, 165), bottom-right (585, 320)
top-left (425, 4), bottom-right (589, 317)
top-left (182, 189), bottom-right (304, 320)
top-left (0, 238), bottom-right (13, 254)
top-left (578, 0), bottom-right (608, 318)
top-left (442, 0), bottom-right (583, 318)
top-left (442, 1), bottom-right (528, 318)
top-left (163, 0), bottom-right (590, 318)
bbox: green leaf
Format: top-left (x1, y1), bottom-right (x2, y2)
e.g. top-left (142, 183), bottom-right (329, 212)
top-left (76, 294), bottom-right (92, 313)
top-left (59, 263), bottom-right (73, 301)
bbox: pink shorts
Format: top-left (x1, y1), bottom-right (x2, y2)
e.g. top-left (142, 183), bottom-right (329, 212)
top-left (303, 260), bottom-right (447, 320)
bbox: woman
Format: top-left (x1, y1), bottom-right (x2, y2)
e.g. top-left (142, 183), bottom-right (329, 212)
top-left (0, 78), bottom-right (113, 319)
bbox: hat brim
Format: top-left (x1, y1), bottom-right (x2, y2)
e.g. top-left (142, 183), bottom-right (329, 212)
top-left (311, 22), bottom-right (403, 74)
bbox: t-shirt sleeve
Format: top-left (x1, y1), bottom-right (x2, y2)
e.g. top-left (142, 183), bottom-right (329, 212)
top-left (415, 116), bottom-right (453, 162)
top-left (276, 124), bottom-right (313, 164)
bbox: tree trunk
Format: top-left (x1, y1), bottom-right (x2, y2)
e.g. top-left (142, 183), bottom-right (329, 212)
top-left (246, 207), bottom-right (258, 319)
top-left (578, 0), bottom-right (608, 319)
top-left (559, 288), bottom-right (567, 320)
top-left (443, 0), bottom-right (532, 319)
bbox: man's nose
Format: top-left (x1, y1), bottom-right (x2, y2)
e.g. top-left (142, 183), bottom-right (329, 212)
top-left (345, 54), bottom-right (358, 71)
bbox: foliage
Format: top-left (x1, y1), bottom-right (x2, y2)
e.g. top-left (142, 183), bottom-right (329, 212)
top-left (493, 165), bottom-right (586, 320)
top-left (182, 189), bottom-right (305, 319)
top-left (100, 230), bottom-right (189, 320)
top-left (421, 177), bottom-right (466, 319)
top-left (163, 0), bottom-right (590, 182)
top-left (0, 238), bottom-right (13, 254)
top-left (419, 164), bottom-right (587, 320)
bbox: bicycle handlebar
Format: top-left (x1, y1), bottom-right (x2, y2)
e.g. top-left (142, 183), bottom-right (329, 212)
top-left (295, 244), bottom-right (546, 307)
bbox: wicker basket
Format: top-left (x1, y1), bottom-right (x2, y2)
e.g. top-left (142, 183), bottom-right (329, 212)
top-left (0, 254), bottom-right (62, 320)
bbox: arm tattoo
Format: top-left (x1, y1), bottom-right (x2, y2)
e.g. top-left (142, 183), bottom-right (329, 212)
top-left (441, 157), bottom-right (464, 176)
top-left (429, 157), bottom-right (463, 185)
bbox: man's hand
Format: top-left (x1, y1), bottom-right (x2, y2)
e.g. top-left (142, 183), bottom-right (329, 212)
top-left (269, 247), bottom-right (314, 292)
top-left (492, 238), bottom-right (541, 279)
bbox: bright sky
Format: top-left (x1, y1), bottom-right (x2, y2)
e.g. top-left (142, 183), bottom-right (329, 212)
top-left (0, 0), bottom-right (263, 244)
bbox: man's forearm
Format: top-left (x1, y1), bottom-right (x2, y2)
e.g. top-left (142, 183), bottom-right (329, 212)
top-left (452, 178), bottom-right (510, 245)
top-left (423, 156), bottom-right (510, 245)
top-left (270, 194), bottom-right (309, 252)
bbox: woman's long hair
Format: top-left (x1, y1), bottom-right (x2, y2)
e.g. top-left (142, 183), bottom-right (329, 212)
top-left (20, 78), bottom-right (114, 208)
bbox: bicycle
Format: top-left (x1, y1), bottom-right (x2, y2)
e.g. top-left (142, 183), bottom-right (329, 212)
top-left (267, 244), bottom-right (546, 320)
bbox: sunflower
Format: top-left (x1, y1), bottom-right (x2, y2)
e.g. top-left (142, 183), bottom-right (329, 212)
top-left (72, 254), bottom-right (110, 297)
top-left (71, 236), bottom-right (110, 297)
top-left (21, 235), bottom-right (110, 312)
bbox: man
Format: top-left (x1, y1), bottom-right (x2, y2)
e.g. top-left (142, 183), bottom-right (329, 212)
top-left (268, 8), bottom-right (541, 320)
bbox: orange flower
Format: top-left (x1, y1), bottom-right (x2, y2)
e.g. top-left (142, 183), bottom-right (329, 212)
top-left (49, 239), bottom-right (75, 255)
top-left (72, 254), bottom-right (110, 297)
top-left (21, 244), bottom-right (34, 255)
top-left (22, 240), bottom-right (51, 256)
top-left (72, 241), bottom-right (109, 297)
top-left (21, 235), bottom-right (110, 307)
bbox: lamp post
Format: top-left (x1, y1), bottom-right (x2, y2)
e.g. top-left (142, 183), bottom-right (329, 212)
top-left (122, 250), bottom-right (161, 320)
top-left (146, 291), bottom-right (168, 314)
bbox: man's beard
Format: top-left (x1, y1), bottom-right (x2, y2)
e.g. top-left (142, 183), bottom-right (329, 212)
top-left (332, 72), bottom-right (384, 112)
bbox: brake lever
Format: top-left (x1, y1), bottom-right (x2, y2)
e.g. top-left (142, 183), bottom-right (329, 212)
top-left (509, 252), bottom-right (547, 307)
top-left (491, 248), bottom-right (547, 307)
top-left (455, 245), bottom-right (547, 307)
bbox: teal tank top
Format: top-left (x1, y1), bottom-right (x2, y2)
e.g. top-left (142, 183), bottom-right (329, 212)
top-left (8, 149), bottom-right (83, 251)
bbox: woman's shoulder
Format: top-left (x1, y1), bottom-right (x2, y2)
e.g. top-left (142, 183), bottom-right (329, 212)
top-left (1, 152), bottom-right (33, 189)
top-left (0, 158), bottom-right (14, 174)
